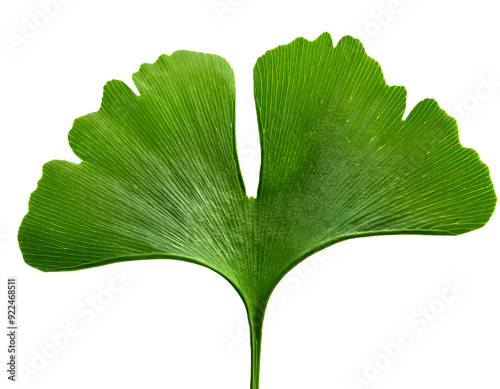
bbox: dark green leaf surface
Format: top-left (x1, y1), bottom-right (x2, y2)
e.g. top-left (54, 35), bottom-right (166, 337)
top-left (18, 33), bottom-right (496, 388)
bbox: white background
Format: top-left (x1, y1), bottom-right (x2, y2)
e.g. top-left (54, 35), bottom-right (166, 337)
top-left (1, 0), bottom-right (500, 388)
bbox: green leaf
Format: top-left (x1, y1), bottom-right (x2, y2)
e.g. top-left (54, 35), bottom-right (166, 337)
top-left (18, 33), bottom-right (496, 388)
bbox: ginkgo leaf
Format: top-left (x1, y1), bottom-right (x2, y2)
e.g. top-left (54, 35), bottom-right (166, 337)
top-left (18, 33), bottom-right (496, 388)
